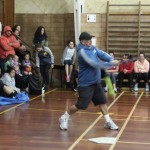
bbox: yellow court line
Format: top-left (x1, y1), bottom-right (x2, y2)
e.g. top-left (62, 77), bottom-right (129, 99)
top-left (54, 90), bottom-right (74, 93)
top-left (115, 114), bottom-right (150, 119)
top-left (118, 141), bottom-right (150, 145)
top-left (0, 88), bottom-right (57, 115)
top-left (109, 92), bottom-right (144, 150)
top-left (68, 91), bottom-right (124, 150)
top-left (22, 107), bottom-right (114, 115)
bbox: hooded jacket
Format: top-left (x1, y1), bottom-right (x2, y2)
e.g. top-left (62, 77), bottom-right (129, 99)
top-left (0, 26), bottom-right (20, 59)
top-left (77, 43), bottom-right (114, 87)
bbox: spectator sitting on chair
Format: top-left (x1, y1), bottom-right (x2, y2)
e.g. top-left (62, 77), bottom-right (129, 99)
top-left (134, 52), bottom-right (149, 92)
top-left (117, 54), bottom-right (134, 92)
top-left (61, 40), bottom-right (76, 83)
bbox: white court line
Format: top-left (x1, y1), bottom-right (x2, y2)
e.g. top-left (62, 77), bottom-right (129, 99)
top-left (109, 92), bottom-right (144, 150)
top-left (68, 92), bottom-right (124, 150)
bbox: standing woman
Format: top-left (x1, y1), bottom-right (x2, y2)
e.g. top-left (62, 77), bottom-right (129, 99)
top-left (33, 26), bottom-right (48, 47)
top-left (35, 43), bottom-right (54, 91)
top-left (12, 25), bottom-right (28, 62)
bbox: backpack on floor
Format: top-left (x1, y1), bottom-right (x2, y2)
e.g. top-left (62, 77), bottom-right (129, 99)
top-left (29, 66), bottom-right (43, 95)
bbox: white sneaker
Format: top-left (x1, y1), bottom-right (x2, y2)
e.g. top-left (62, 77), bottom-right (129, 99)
top-left (146, 85), bottom-right (149, 92)
top-left (104, 87), bottom-right (108, 92)
top-left (114, 88), bottom-right (117, 93)
top-left (134, 84), bottom-right (138, 92)
top-left (104, 120), bottom-right (119, 130)
top-left (59, 115), bottom-right (69, 130)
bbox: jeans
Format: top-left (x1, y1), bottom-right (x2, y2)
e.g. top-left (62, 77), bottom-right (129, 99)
top-left (106, 73), bottom-right (118, 84)
top-left (134, 73), bottom-right (149, 83)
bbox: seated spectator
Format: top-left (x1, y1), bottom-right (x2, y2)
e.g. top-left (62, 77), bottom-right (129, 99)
top-left (0, 62), bottom-right (17, 98)
top-left (134, 52), bottom-right (149, 92)
top-left (105, 51), bottom-right (119, 92)
top-left (1, 67), bottom-right (21, 93)
top-left (0, 26), bottom-right (20, 73)
top-left (10, 55), bottom-right (22, 76)
top-left (117, 54), bottom-right (134, 91)
top-left (0, 80), bottom-right (17, 98)
top-left (4, 54), bottom-right (13, 72)
top-left (61, 40), bottom-right (76, 83)
top-left (22, 53), bottom-right (32, 75)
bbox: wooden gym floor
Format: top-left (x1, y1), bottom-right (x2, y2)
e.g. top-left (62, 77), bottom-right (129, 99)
top-left (0, 88), bottom-right (150, 150)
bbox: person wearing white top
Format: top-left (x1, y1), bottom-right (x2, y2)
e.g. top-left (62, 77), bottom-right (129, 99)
top-left (61, 40), bottom-right (76, 82)
top-left (1, 67), bottom-right (20, 93)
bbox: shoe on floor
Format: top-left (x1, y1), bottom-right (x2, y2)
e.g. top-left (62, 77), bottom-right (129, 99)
top-left (104, 120), bottom-right (119, 130)
top-left (114, 88), bottom-right (117, 93)
top-left (73, 88), bottom-right (78, 92)
top-left (146, 85), bottom-right (149, 92)
top-left (134, 84), bottom-right (138, 92)
top-left (59, 115), bottom-right (69, 130)
top-left (104, 87), bottom-right (108, 92)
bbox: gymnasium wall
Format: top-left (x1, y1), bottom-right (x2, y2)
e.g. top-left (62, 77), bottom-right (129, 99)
top-left (14, 0), bottom-right (150, 59)
top-left (15, 0), bottom-right (150, 14)
top-left (15, 13), bottom-right (74, 64)
top-left (14, 0), bottom-right (150, 85)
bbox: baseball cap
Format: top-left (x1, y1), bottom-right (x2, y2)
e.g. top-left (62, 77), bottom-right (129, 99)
top-left (79, 32), bottom-right (95, 41)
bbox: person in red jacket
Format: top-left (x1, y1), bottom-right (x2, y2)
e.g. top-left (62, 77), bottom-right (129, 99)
top-left (117, 54), bottom-right (134, 91)
top-left (0, 26), bottom-right (20, 73)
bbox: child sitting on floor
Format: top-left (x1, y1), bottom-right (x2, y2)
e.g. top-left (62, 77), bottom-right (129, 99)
top-left (10, 55), bottom-right (22, 76)
top-left (22, 53), bottom-right (32, 75)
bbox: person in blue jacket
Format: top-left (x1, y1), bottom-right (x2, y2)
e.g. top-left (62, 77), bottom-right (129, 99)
top-left (59, 32), bottom-right (119, 130)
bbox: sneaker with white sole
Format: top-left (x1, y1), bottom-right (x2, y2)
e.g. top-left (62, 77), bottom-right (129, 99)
top-left (104, 87), bottom-right (108, 92)
top-left (104, 120), bottom-right (119, 130)
top-left (59, 115), bottom-right (69, 130)
top-left (146, 84), bottom-right (149, 92)
top-left (134, 84), bottom-right (138, 92)
top-left (114, 88), bottom-right (117, 93)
